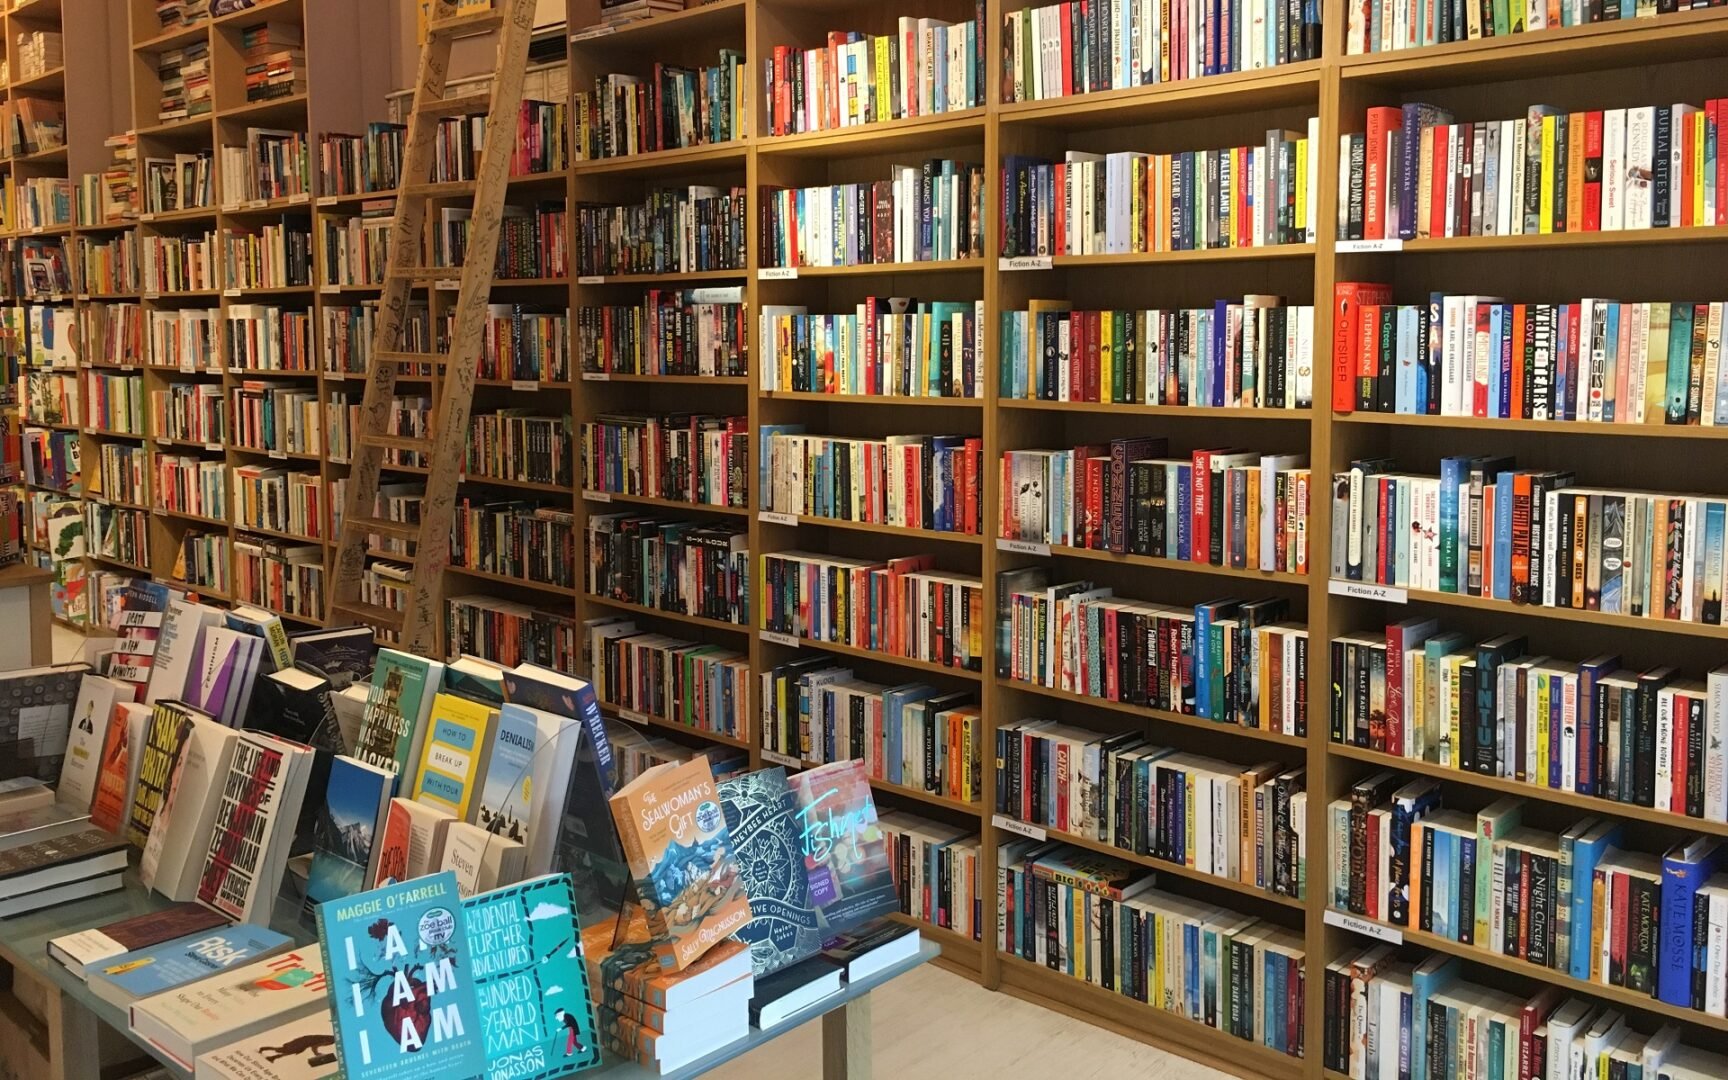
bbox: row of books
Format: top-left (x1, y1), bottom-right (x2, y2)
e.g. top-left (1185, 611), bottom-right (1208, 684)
top-left (1334, 458), bottom-right (1728, 625)
top-left (154, 453), bottom-right (227, 519)
top-left (1001, 298), bottom-right (1316, 408)
top-left (428, 100), bottom-right (570, 182)
top-left (763, 15), bottom-right (984, 136)
top-left (22, 371), bottom-right (79, 425)
top-left (1000, 442), bottom-right (1313, 573)
top-left (577, 287), bottom-right (747, 378)
top-left (24, 304), bottom-right (75, 367)
top-left (587, 513), bottom-right (749, 625)
top-left (0, 95), bottom-right (64, 158)
top-left (316, 198), bottom-right (390, 285)
top-left (761, 551), bottom-right (984, 672)
top-left (223, 304), bottom-right (313, 371)
top-left (761, 429), bottom-right (983, 535)
top-left (587, 617), bottom-right (748, 739)
top-left (574, 55), bottom-right (746, 158)
top-left (16, 178), bottom-right (71, 231)
top-left (574, 185), bottom-right (747, 276)
top-left (998, 571), bottom-right (1311, 734)
top-left (999, 840), bottom-right (1307, 1057)
top-left (141, 230), bottom-right (219, 293)
top-left (1346, 0), bottom-right (1689, 54)
top-left (1001, 126), bottom-right (1319, 256)
top-left (177, 529), bottom-right (229, 593)
top-left (320, 302), bottom-right (426, 376)
top-left (466, 411), bottom-right (572, 487)
top-left (146, 307), bottom-right (218, 371)
top-left (233, 536), bottom-right (323, 618)
top-left (449, 593), bottom-right (579, 670)
top-left (220, 126), bottom-right (309, 205)
top-left (156, 42), bottom-right (211, 122)
top-left (1343, 100), bottom-right (1728, 242)
top-left (1332, 621), bottom-right (1728, 823)
top-left (316, 123), bottom-right (405, 196)
top-left (881, 814), bottom-right (982, 942)
top-left (151, 381), bottom-right (224, 443)
top-left (758, 660), bottom-right (982, 798)
top-left (80, 133), bottom-right (138, 226)
top-left (433, 201), bottom-right (568, 280)
top-left (450, 498), bottom-right (575, 589)
top-left (84, 371), bottom-right (145, 435)
top-left (86, 502), bottom-right (148, 569)
top-left (996, 726), bottom-right (1308, 897)
top-left (231, 381), bottom-right (320, 455)
top-left (75, 233), bottom-right (138, 295)
top-left (762, 162), bottom-right (985, 267)
top-left (143, 151), bottom-right (213, 214)
top-left (232, 465), bottom-right (323, 539)
top-left (1003, 0), bottom-right (1322, 103)
top-left (22, 427), bottom-right (77, 490)
top-left (578, 413), bottom-right (746, 508)
top-left (96, 443), bottom-right (148, 506)
top-left (221, 219), bottom-right (313, 290)
top-left (240, 21), bottom-right (303, 103)
top-left (81, 303), bottom-right (142, 368)
top-left (761, 299), bottom-right (983, 399)
top-left (1337, 285), bottom-right (1728, 425)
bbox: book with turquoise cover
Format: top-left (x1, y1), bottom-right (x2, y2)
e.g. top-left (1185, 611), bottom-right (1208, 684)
top-left (462, 874), bottom-right (600, 1078)
top-left (317, 870), bottom-right (484, 1080)
top-left (411, 693), bottom-right (495, 821)
top-left (353, 649), bottom-right (444, 778)
top-left (719, 766), bottom-right (822, 976)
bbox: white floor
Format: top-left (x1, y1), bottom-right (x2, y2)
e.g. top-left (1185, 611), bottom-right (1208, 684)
top-left (54, 625), bottom-right (1227, 1078)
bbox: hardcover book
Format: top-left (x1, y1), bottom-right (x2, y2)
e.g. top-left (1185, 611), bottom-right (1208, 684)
top-left (198, 730), bottom-right (313, 924)
top-left (303, 756), bottom-right (395, 911)
top-left (89, 701), bottom-right (149, 835)
top-left (580, 910), bottom-right (752, 1012)
top-left (546, 732), bottom-right (629, 927)
top-left (439, 820), bottom-right (526, 897)
top-left (126, 700), bottom-right (204, 850)
top-left (503, 664), bottom-right (614, 794)
top-left (57, 673), bottom-right (132, 813)
top-left (787, 760), bottom-right (899, 934)
top-left (479, 702), bottom-right (579, 874)
top-left (49, 901), bottom-right (232, 976)
top-left (0, 826), bottom-right (128, 899)
top-left (288, 626), bottom-right (377, 690)
top-left (409, 692), bottom-right (495, 822)
top-left (368, 797), bottom-right (453, 888)
top-left (0, 663), bottom-right (84, 783)
top-left (108, 579), bottom-right (173, 694)
top-left (353, 649), bottom-right (444, 778)
top-left (189, 628), bottom-right (264, 728)
top-left (195, 1012), bottom-right (339, 1080)
top-left (131, 949), bottom-right (329, 1070)
top-left (139, 711), bottom-right (238, 902)
top-left (316, 870), bottom-right (486, 1080)
top-left (224, 605), bottom-right (292, 673)
top-left (461, 874), bottom-right (601, 1077)
top-left (607, 756), bottom-right (753, 971)
top-left (87, 926), bottom-right (295, 1008)
top-left (718, 766), bottom-right (822, 976)
top-left (146, 600), bottom-right (224, 705)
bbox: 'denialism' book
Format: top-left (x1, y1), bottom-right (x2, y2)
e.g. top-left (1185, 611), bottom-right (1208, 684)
top-left (718, 766), bottom-right (822, 976)
top-left (787, 760), bottom-right (899, 935)
top-left (316, 870), bottom-right (485, 1080)
top-left (608, 756), bottom-right (753, 971)
top-left (461, 874), bottom-right (601, 1078)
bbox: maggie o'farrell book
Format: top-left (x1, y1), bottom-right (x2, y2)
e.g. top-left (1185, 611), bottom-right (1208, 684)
top-left (788, 760), bottom-right (898, 934)
top-left (317, 870), bottom-right (485, 1080)
top-left (607, 757), bottom-right (752, 971)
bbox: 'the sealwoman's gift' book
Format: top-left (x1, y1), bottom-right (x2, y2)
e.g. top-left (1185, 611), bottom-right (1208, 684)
top-left (316, 870), bottom-right (485, 1080)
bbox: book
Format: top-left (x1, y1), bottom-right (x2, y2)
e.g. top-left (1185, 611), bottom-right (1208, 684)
top-left (139, 708), bottom-right (238, 901)
top-left (749, 955), bottom-right (843, 1030)
top-left (131, 949), bottom-right (328, 1070)
top-left (368, 797), bottom-right (453, 888)
top-left (787, 760), bottom-right (901, 935)
top-left (0, 777), bottom-right (53, 814)
top-left (0, 663), bottom-right (85, 784)
top-left (288, 625), bottom-right (376, 690)
top-left (197, 730), bottom-right (313, 923)
top-left (478, 702), bottom-right (579, 875)
top-left (581, 910), bottom-right (753, 1012)
top-left (608, 755), bottom-right (754, 970)
top-left (188, 627), bottom-right (265, 727)
top-left (352, 648), bottom-right (443, 776)
top-left (49, 902), bottom-right (231, 976)
top-left (194, 1012), bottom-right (338, 1080)
top-left (57, 673), bottom-right (133, 813)
top-left (443, 654), bottom-right (506, 706)
top-left (316, 870), bottom-right (486, 1079)
top-left (0, 826), bottom-right (128, 902)
top-left (502, 663), bottom-right (612, 794)
top-left (717, 765), bottom-right (822, 976)
top-left (146, 599), bottom-right (224, 704)
top-left (819, 918), bottom-right (921, 983)
top-left (89, 701), bottom-right (149, 835)
top-left (439, 820), bottom-right (526, 897)
top-left (303, 755), bottom-right (396, 910)
top-left (409, 692), bottom-right (495, 821)
top-left (88, 925), bottom-right (295, 1008)
top-left (126, 700), bottom-right (204, 850)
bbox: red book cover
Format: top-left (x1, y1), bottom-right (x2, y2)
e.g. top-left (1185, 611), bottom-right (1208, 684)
top-left (1058, 9), bottom-right (1074, 97)
top-left (1191, 449), bottom-right (1216, 564)
top-left (1429, 124), bottom-right (1450, 240)
top-left (1363, 107), bottom-right (1403, 241)
top-left (1671, 691), bottom-right (1690, 813)
top-left (1681, 112), bottom-right (1695, 229)
top-left (1365, 815), bottom-right (1381, 918)
top-left (1332, 282), bottom-right (1391, 413)
top-left (1378, 476), bottom-right (1393, 585)
top-left (1583, 111), bottom-right (1604, 231)
top-left (963, 439), bottom-right (981, 534)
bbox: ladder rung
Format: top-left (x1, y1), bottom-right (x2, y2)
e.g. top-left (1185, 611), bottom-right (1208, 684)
top-left (376, 350), bottom-right (452, 368)
top-left (415, 92), bottom-right (493, 120)
top-left (348, 515), bottom-right (421, 540)
top-left (400, 179), bottom-right (475, 199)
top-left (392, 265), bottom-right (466, 282)
top-left (331, 599), bottom-right (407, 630)
top-left (364, 432), bottom-right (434, 456)
top-left (425, 7), bottom-right (506, 38)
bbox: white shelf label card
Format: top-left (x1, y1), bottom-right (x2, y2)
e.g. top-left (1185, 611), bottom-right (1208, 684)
top-left (317, 196), bottom-right (339, 207)
top-left (759, 511), bottom-right (798, 526)
top-left (760, 631), bottom-right (799, 648)
top-left (511, 380), bottom-right (539, 392)
top-left (758, 266), bottom-right (798, 280)
top-left (576, 275), bottom-right (604, 285)
top-left (580, 371), bottom-right (609, 382)
top-left (999, 256), bottom-right (1053, 271)
top-left (1325, 909), bottom-right (1403, 944)
top-left (1336, 238), bottom-right (1403, 253)
top-left (992, 814), bottom-right (1047, 841)
top-left (269, 449), bottom-right (288, 460)
top-left (997, 538), bottom-right (1051, 556)
top-left (761, 750), bottom-right (801, 769)
top-left (616, 708), bottom-right (650, 726)
top-left (584, 491), bottom-right (612, 503)
top-left (1328, 579), bottom-right (1408, 604)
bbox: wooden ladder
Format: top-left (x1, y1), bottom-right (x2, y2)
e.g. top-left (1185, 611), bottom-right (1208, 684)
top-left (326, 0), bottom-right (539, 654)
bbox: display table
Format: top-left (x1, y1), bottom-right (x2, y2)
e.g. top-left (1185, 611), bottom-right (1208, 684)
top-left (0, 875), bottom-right (934, 1080)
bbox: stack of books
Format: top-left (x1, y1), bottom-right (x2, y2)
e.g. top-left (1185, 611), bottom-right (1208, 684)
top-left (240, 22), bottom-right (305, 103)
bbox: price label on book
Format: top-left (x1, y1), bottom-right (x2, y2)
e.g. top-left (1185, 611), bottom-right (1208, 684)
top-left (1325, 909), bottom-right (1403, 944)
top-left (616, 708), bottom-right (649, 726)
top-left (511, 380), bottom-right (539, 392)
top-left (760, 631), bottom-right (799, 648)
top-left (758, 267), bottom-right (798, 280)
top-left (580, 371), bottom-right (609, 382)
top-left (761, 750), bottom-right (801, 769)
top-left (576, 275), bottom-right (604, 285)
top-left (269, 449), bottom-right (288, 460)
top-left (997, 538), bottom-right (1051, 557)
top-left (992, 814), bottom-right (1047, 841)
top-left (759, 511), bottom-right (798, 527)
top-left (1328, 579), bottom-right (1407, 604)
top-left (584, 490), bottom-right (611, 503)
top-left (998, 256), bottom-right (1053, 271)
top-left (1335, 238), bottom-right (1402, 253)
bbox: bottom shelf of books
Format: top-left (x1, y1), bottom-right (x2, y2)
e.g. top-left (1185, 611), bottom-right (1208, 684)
top-left (0, 589), bottom-right (950, 1080)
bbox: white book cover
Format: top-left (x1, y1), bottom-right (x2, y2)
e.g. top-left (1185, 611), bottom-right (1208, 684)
top-left (132, 948), bottom-right (327, 1071)
top-left (1624, 107), bottom-right (1655, 231)
top-left (197, 732), bottom-right (312, 924)
top-left (439, 820), bottom-right (526, 898)
top-left (146, 600), bottom-right (225, 705)
top-left (1603, 109), bottom-right (1627, 231)
top-left (194, 1011), bottom-right (336, 1080)
top-left (140, 714), bottom-right (238, 902)
top-left (58, 674), bottom-right (131, 814)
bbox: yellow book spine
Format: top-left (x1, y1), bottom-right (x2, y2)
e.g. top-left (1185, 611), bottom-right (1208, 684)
top-left (1446, 656), bottom-right (1463, 767)
top-left (874, 36), bottom-right (892, 121)
top-left (1295, 138), bottom-right (1309, 237)
top-left (1536, 672), bottom-right (1551, 782)
top-left (1098, 312), bottom-right (1113, 399)
top-left (1540, 116), bottom-right (1557, 234)
top-left (1695, 110), bottom-right (1707, 227)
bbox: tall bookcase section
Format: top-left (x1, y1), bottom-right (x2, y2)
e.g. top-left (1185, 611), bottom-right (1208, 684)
top-left (568, 0), bottom-right (755, 757)
top-left (1317, 13), bottom-right (1728, 1075)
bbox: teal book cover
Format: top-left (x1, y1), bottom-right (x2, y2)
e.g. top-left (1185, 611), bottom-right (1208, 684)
top-left (462, 874), bottom-right (600, 1078)
top-left (354, 649), bottom-right (437, 777)
top-left (318, 871), bottom-right (485, 1080)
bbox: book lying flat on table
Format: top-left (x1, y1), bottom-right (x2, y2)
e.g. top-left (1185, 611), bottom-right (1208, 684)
top-left (87, 925), bottom-right (294, 1008)
top-left (131, 948), bottom-right (328, 1071)
top-left (49, 901), bottom-right (232, 976)
top-left (0, 827), bottom-right (129, 917)
top-left (195, 1011), bottom-right (338, 1080)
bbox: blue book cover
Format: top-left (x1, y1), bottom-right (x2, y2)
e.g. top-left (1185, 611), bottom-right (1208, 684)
top-left (1602, 303), bottom-right (1622, 422)
top-left (1409, 955), bottom-right (1458, 1080)
top-left (1431, 830), bottom-right (1454, 940)
top-left (718, 766), bottom-right (823, 977)
top-left (1493, 473), bottom-right (1516, 601)
top-left (1487, 304), bottom-right (1505, 418)
top-left (1212, 300), bottom-right (1228, 406)
top-left (1569, 821), bottom-right (1622, 980)
top-left (462, 875), bottom-right (600, 1078)
top-left (88, 926), bottom-right (293, 1002)
top-left (318, 871), bottom-right (486, 1080)
top-left (1666, 302), bottom-right (1696, 424)
top-left (502, 665), bottom-right (612, 796)
top-left (305, 755), bottom-right (395, 910)
top-left (478, 704), bottom-right (540, 845)
top-left (1659, 839), bottom-right (1723, 1006)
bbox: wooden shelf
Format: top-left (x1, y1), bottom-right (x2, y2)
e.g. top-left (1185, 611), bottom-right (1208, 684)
top-left (582, 490), bottom-right (747, 516)
top-left (758, 632), bottom-right (986, 682)
top-left (1040, 542), bottom-right (1309, 586)
top-left (583, 592), bottom-right (749, 634)
top-left (999, 399), bottom-right (1311, 420)
top-left (760, 391), bottom-right (983, 408)
top-left (1336, 411), bottom-right (1728, 440)
top-left (153, 507), bottom-right (229, 527)
top-left (1350, 581), bottom-right (1728, 641)
top-left (603, 702), bottom-right (751, 750)
top-left (568, 0), bottom-right (745, 49)
top-left (576, 268), bottom-right (746, 285)
top-left (756, 109), bottom-right (987, 158)
top-left (235, 523), bottom-right (326, 545)
top-left (997, 62), bottom-right (1322, 129)
top-left (1018, 818), bottom-right (1308, 911)
top-left (87, 551), bottom-right (151, 574)
top-left (998, 678), bottom-right (1309, 749)
top-left (1383, 225), bottom-right (1728, 254)
top-left (762, 513), bottom-right (984, 546)
top-left (762, 258), bottom-right (984, 278)
top-left (582, 373), bottom-right (749, 386)
top-left (572, 141), bottom-right (747, 178)
top-left (1047, 243), bottom-right (1316, 269)
top-left (865, 777), bottom-right (981, 816)
top-left (448, 565), bottom-right (578, 597)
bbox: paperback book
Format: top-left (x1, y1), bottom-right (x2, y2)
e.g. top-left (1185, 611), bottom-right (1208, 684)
top-left (87, 925), bottom-right (294, 1008)
top-left (788, 760), bottom-right (900, 935)
top-left (48, 901), bottom-right (231, 975)
top-left (303, 755), bottom-right (395, 910)
top-left (353, 649), bottom-right (443, 777)
top-left (131, 948), bottom-right (329, 1070)
top-left (409, 692), bottom-right (495, 822)
top-left (717, 766), bottom-right (822, 976)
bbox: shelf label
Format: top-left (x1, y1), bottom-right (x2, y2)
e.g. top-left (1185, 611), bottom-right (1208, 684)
top-left (222, 204), bottom-right (241, 213)
top-left (997, 537), bottom-right (1051, 556)
top-left (223, 288), bottom-right (241, 297)
top-left (759, 511), bottom-right (798, 526)
top-left (580, 371), bottom-right (609, 382)
top-left (248, 199), bottom-right (269, 210)
top-left (269, 449), bottom-right (288, 460)
top-left (576, 275), bottom-right (604, 285)
top-left (288, 193), bottom-right (309, 204)
top-left (435, 280), bottom-right (459, 290)
top-left (140, 213), bottom-right (156, 222)
top-left (1325, 909), bottom-right (1403, 944)
top-left (992, 814), bottom-right (1048, 841)
top-left (1328, 579), bottom-right (1408, 604)
top-left (760, 631), bottom-right (799, 648)
top-left (203, 443), bottom-right (222, 452)
top-left (179, 359), bottom-right (197, 373)
top-left (1336, 238), bottom-right (1403, 253)
top-left (584, 490), bottom-right (612, 503)
top-left (317, 196), bottom-right (339, 207)
top-left (321, 284), bottom-right (341, 294)
top-left (761, 750), bottom-right (801, 769)
top-left (758, 266), bottom-right (798, 280)
top-left (999, 255), bottom-right (1053, 271)
top-left (616, 708), bottom-right (649, 726)
top-left (511, 379), bottom-right (539, 392)
top-left (76, 294), bottom-right (89, 302)
top-left (570, 24), bottom-right (615, 41)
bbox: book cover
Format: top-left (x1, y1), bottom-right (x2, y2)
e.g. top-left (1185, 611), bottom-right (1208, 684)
top-left (461, 874), bottom-right (601, 1077)
top-left (225, 605), bottom-right (293, 673)
top-left (478, 704), bottom-right (541, 846)
top-left (131, 949), bottom-right (328, 1069)
top-left (57, 674), bottom-right (131, 813)
top-left (369, 798), bottom-right (453, 889)
top-left (189, 628), bottom-right (258, 727)
top-left (787, 760), bottom-right (900, 934)
top-left (607, 756), bottom-right (753, 971)
top-left (439, 820), bottom-right (526, 898)
top-left (0, 826), bottom-right (128, 895)
top-left (443, 655), bottom-right (506, 706)
top-left (410, 692), bottom-right (495, 822)
top-left (0, 663), bottom-right (83, 784)
top-left (146, 600), bottom-right (224, 705)
top-left (718, 766), bottom-right (823, 976)
top-left (126, 700), bottom-right (201, 851)
top-left (87, 926), bottom-right (294, 1007)
top-left (49, 901), bottom-right (231, 975)
top-left (304, 756), bottom-right (396, 911)
top-left (354, 650), bottom-right (445, 778)
top-left (503, 664), bottom-right (614, 795)
top-left (89, 701), bottom-right (148, 835)
top-left (195, 1012), bottom-right (338, 1080)
top-left (198, 731), bottom-right (311, 923)
top-left (288, 626), bottom-right (378, 691)
top-left (547, 732), bottom-right (630, 928)
top-left (317, 870), bottom-right (486, 1080)
top-left (139, 710), bottom-right (238, 901)
top-left (580, 910), bottom-right (752, 1012)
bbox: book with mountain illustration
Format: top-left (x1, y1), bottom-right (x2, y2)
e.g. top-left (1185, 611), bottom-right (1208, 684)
top-left (607, 756), bottom-right (752, 971)
top-left (788, 760), bottom-right (899, 934)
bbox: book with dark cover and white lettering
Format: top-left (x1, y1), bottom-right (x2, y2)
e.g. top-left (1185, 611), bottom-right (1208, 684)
top-left (503, 663), bottom-right (613, 794)
top-left (0, 663), bottom-right (86, 784)
top-left (302, 755), bottom-right (395, 911)
top-left (315, 870), bottom-right (486, 1080)
top-left (787, 760), bottom-right (900, 935)
top-left (197, 730), bottom-right (314, 924)
top-left (87, 925), bottom-right (295, 1008)
top-left (749, 954), bottom-right (843, 1030)
top-left (818, 918), bottom-right (921, 983)
top-left (132, 949), bottom-right (329, 1070)
top-left (194, 1011), bottom-right (338, 1080)
top-left (0, 826), bottom-right (128, 915)
top-left (57, 673), bottom-right (134, 813)
top-left (717, 766), bottom-right (822, 976)
top-left (287, 625), bottom-right (376, 691)
top-left (49, 901), bottom-right (232, 976)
